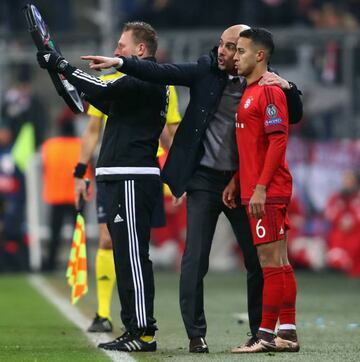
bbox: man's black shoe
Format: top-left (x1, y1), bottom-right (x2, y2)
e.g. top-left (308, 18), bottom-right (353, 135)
top-left (189, 337), bottom-right (209, 353)
top-left (98, 332), bottom-right (156, 352)
top-left (87, 314), bottom-right (113, 333)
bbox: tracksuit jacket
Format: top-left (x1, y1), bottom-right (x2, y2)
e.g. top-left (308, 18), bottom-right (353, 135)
top-left (62, 57), bottom-right (168, 181)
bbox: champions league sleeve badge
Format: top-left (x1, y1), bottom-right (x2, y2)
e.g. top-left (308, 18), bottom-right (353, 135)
top-left (266, 104), bottom-right (278, 118)
top-left (265, 104), bottom-right (283, 126)
top-left (23, 4), bottom-right (84, 113)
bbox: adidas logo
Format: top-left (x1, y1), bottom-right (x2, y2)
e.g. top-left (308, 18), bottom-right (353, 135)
top-left (43, 53), bottom-right (50, 62)
top-left (114, 214), bottom-right (124, 223)
top-left (279, 227), bottom-right (284, 235)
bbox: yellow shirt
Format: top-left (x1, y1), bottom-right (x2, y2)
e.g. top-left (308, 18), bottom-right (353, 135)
top-left (87, 70), bottom-right (181, 157)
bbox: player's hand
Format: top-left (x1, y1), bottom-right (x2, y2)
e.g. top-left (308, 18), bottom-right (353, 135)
top-left (37, 50), bottom-right (69, 73)
top-left (258, 71), bottom-right (290, 90)
top-left (222, 175), bottom-right (239, 209)
top-left (81, 55), bottom-right (120, 70)
top-left (249, 185), bottom-right (266, 219)
top-left (74, 178), bottom-right (90, 209)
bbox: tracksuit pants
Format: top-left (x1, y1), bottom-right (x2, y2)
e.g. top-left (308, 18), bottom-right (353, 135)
top-left (103, 178), bottom-right (161, 336)
top-left (180, 166), bottom-right (263, 339)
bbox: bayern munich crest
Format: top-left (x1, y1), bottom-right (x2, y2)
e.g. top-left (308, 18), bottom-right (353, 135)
top-left (244, 97), bottom-right (252, 109)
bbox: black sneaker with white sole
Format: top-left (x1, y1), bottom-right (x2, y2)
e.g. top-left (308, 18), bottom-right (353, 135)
top-left (87, 314), bottom-right (113, 333)
top-left (98, 332), bottom-right (157, 352)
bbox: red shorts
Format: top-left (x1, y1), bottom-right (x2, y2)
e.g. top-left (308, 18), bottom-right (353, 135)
top-left (246, 204), bottom-right (290, 245)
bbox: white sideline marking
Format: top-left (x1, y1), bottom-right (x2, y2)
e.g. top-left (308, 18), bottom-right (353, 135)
top-left (28, 275), bottom-right (135, 362)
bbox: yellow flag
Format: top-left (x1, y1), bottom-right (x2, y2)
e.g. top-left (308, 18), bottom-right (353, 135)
top-left (66, 213), bottom-right (88, 304)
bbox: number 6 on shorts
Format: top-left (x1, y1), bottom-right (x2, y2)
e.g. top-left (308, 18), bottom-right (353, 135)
top-left (246, 204), bottom-right (289, 245)
top-left (256, 219), bottom-right (266, 238)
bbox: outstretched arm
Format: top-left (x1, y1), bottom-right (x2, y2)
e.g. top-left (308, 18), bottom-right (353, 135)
top-left (37, 49), bottom-right (149, 101)
top-left (82, 54), bottom-right (198, 87)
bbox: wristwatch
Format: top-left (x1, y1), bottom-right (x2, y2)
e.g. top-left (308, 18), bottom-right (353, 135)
top-left (57, 59), bottom-right (69, 72)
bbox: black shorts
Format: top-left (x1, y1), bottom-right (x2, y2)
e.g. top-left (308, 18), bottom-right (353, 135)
top-left (97, 181), bottom-right (165, 227)
top-left (96, 181), bottom-right (107, 224)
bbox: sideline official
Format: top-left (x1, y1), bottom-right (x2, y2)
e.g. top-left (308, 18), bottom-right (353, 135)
top-left (37, 21), bottom-right (168, 352)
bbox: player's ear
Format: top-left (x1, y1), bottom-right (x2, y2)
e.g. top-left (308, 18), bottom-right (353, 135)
top-left (256, 49), bottom-right (266, 63)
top-left (137, 43), bottom-right (146, 57)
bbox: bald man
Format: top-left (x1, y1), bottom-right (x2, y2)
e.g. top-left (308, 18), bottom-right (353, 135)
top-left (83, 24), bottom-right (303, 353)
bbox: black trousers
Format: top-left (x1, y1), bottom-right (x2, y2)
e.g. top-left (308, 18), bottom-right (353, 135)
top-left (104, 178), bottom-right (161, 336)
top-left (180, 166), bottom-right (263, 339)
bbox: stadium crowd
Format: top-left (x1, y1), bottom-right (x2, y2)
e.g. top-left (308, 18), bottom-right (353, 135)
top-left (1, 1), bottom-right (360, 33)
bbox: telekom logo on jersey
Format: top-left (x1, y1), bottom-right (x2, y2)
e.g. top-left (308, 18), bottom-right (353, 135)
top-left (235, 113), bottom-right (244, 129)
top-left (235, 122), bottom-right (244, 129)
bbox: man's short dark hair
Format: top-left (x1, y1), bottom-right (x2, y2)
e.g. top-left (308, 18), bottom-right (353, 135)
top-left (239, 28), bottom-right (274, 61)
top-left (123, 21), bottom-right (158, 56)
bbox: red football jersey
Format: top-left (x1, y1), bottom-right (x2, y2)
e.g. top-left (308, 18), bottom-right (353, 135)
top-left (236, 82), bottom-right (292, 205)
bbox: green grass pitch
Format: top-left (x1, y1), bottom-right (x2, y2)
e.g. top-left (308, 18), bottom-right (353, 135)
top-left (0, 270), bottom-right (359, 361)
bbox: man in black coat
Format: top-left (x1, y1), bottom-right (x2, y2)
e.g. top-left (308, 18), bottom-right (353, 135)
top-left (83, 24), bottom-right (303, 353)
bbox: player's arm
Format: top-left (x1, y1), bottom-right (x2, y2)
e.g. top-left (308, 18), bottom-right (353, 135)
top-left (62, 66), bottom-right (145, 100)
top-left (249, 87), bottom-right (289, 219)
top-left (74, 114), bottom-right (102, 208)
top-left (36, 49), bottom-right (150, 101)
top-left (250, 133), bottom-right (287, 219)
top-left (259, 71), bottom-right (303, 124)
top-left (82, 54), bottom-right (199, 87)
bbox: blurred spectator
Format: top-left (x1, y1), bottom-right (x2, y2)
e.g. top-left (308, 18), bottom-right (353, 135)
top-left (286, 190), bottom-right (326, 269)
top-left (0, 125), bottom-right (28, 271)
top-left (1, 65), bottom-right (47, 161)
top-left (308, 1), bottom-right (358, 85)
top-left (239, 0), bottom-right (298, 27)
top-left (308, 1), bottom-right (359, 29)
top-left (347, 0), bottom-right (360, 22)
top-left (324, 169), bottom-right (360, 277)
top-left (128, 0), bottom-right (202, 28)
top-left (41, 107), bottom-right (91, 271)
top-left (288, 190), bottom-right (306, 246)
top-left (298, 2), bottom-right (359, 139)
top-left (0, 0), bottom-right (74, 34)
top-left (195, 0), bottom-right (241, 27)
top-left (0, 64), bottom-right (47, 272)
